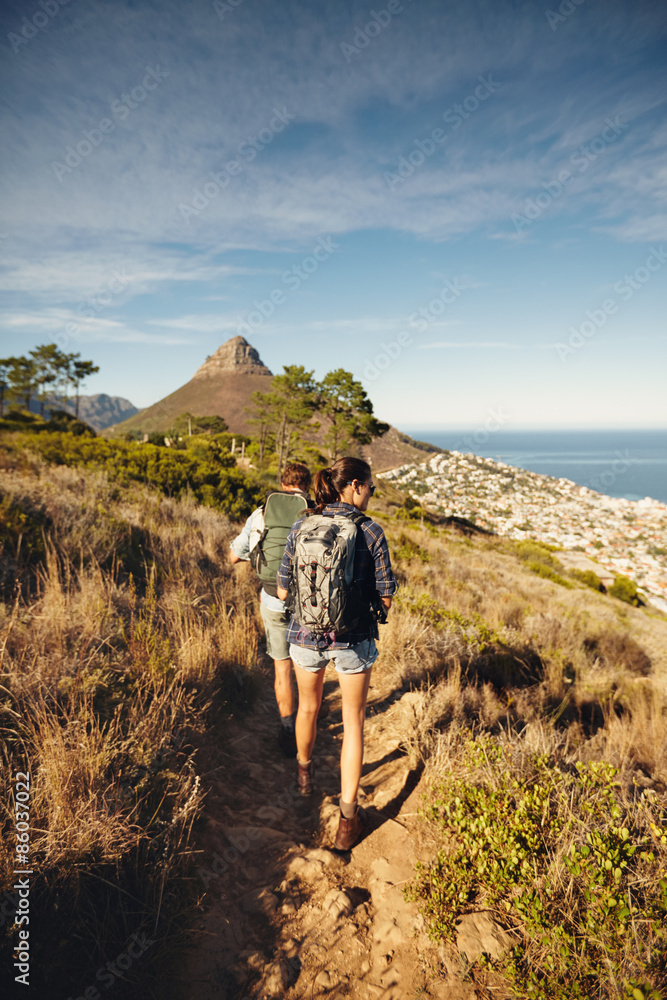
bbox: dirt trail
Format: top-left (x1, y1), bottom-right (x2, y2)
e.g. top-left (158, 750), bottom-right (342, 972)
top-left (175, 658), bottom-right (504, 1000)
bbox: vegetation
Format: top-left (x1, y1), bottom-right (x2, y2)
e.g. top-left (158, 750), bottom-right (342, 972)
top-left (0, 342), bottom-right (99, 417)
top-left (1, 413), bottom-right (665, 996)
top-left (378, 519), bottom-right (666, 999)
top-left (247, 364), bottom-right (388, 477)
top-left (407, 737), bottom-right (666, 999)
top-left (610, 574), bottom-right (642, 606)
top-left (1, 418), bottom-right (263, 521)
top-left (0, 455), bottom-right (261, 996)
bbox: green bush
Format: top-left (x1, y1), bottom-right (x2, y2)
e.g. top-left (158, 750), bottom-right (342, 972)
top-left (394, 533), bottom-right (430, 563)
top-left (4, 430), bottom-right (263, 520)
top-left (405, 593), bottom-right (500, 650)
top-left (571, 569), bottom-right (604, 592)
top-left (407, 737), bottom-right (667, 999)
top-left (610, 575), bottom-right (641, 607)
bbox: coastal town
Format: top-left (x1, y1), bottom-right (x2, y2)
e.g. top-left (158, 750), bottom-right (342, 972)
top-left (379, 451), bottom-right (667, 612)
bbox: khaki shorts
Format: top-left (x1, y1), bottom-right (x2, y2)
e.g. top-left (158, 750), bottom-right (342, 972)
top-left (259, 602), bottom-right (291, 661)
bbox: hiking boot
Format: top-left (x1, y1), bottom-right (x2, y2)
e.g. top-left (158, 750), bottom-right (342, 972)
top-left (334, 806), bottom-right (366, 851)
top-left (297, 758), bottom-right (314, 797)
top-left (278, 727), bottom-right (297, 758)
top-left (317, 699), bottom-right (330, 721)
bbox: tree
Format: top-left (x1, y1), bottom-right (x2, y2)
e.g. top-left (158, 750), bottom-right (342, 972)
top-left (70, 357), bottom-right (99, 416)
top-left (171, 413), bottom-right (228, 437)
top-left (248, 365), bottom-right (318, 482)
top-left (30, 343), bottom-right (62, 416)
top-left (0, 358), bottom-right (11, 417)
top-left (7, 355), bottom-right (37, 410)
top-left (317, 369), bottom-right (388, 461)
top-left (246, 393), bottom-right (275, 469)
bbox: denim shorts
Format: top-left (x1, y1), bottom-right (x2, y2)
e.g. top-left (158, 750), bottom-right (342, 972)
top-left (259, 602), bottom-right (291, 661)
top-left (289, 637), bottom-right (378, 675)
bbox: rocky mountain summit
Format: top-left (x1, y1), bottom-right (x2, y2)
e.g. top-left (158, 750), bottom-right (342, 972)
top-left (191, 336), bottom-right (273, 380)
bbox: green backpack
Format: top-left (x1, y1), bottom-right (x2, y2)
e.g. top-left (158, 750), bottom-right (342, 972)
top-left (248, 491), bottom-right (309, 585)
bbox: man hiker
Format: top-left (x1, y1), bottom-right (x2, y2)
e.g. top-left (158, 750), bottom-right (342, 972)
top-left (230, 461), bottom-right (323, 757)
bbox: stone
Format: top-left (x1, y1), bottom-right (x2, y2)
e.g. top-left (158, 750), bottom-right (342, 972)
top-left (372, 916), bottom-right (404, 948)
top-left (281, 937), bottom-right (299, 958)
top-left (455, 910), bottom-right (518, 962)
top-left (259, 958), bottom-right (290, 997)
top-left (239, 949), bottom-right (265, 971)
top-left (322, 888), bottom-right (353, 920)
top-left (286, 855), bottom-right (325, 879)
top-left (192, 336), bottom-right (273, 379)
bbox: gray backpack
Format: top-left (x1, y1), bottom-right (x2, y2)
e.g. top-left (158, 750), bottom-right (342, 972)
top-left (287, 509), bottom-right (371, 636)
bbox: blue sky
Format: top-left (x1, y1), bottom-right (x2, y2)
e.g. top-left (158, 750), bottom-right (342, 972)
top-left (1, 0), bottom-right (666, 430)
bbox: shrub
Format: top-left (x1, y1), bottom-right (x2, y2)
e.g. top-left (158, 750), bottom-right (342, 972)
top-left (3, 430), bottom-right (263, 520)
top-left (407, 736), bottom-right (667, 999)
top-left (571, 569), bottom-right (604, 592)
top-left (610, 575), bottom-right (641, 607)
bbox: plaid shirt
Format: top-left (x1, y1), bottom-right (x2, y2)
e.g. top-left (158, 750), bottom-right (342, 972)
top-left (277, 501), bottom-right (398, 650)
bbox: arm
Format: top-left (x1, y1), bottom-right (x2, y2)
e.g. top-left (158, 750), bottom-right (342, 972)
top-left (276, 526), bottom-right (296, 602)
top-left (365, 523), bottom-right (398, 607)
top-left (229, 510), bottom-right (257, 564)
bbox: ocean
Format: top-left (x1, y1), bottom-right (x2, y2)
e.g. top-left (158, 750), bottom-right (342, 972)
top-left (400, 428), bottom-right (667, 504)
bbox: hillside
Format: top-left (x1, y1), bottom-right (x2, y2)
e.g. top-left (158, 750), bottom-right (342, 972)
top-left (28, 392), bottom-right (139, 430)
top-left (109, 336), bottom-right (441, 472)
top-left (1, 439), bottom-right (665, 998)
top-left (109, 336), bottom-right (274, 438)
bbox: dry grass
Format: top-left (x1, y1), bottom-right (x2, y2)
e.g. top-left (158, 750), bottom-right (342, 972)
top-left (376, 519), bottom-right (667, 759)
top-left (0, 463), bottom-right (261, 994)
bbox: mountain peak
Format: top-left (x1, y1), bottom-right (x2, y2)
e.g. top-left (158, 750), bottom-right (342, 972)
top-left (192, 336), bottom-right (272, 380)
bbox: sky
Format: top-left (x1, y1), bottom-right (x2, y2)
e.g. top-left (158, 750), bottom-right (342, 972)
top-left (1, 0), bottom-right (666, 432)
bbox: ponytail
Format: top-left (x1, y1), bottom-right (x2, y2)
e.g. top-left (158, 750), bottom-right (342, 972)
top-left (313, 467), bottom-right (338, 512)
top-left (313, 457), bottom-right (372, 513)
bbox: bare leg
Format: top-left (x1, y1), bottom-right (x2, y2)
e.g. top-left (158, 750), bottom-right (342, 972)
top-left (338, 669), bottom-right (372, 804)
top-left (273, 657), bottom-right (295, 718)
top-left (294, 666), bottom-right (325, 762)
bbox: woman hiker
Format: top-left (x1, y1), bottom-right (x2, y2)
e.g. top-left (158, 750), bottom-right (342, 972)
top-left (276, 457), bottom-right (397, 850)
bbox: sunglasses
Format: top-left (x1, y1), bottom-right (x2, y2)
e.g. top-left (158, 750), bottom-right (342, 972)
top-left (348, 480), bottom-right (376, 496)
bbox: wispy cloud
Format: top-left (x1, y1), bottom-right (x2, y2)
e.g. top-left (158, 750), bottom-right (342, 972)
top-left (420, 341), bottom-right (522, 350)
top-left (1, 309), bottom-right (191, 345)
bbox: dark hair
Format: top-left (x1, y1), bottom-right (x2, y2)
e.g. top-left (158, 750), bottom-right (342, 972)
top-left (313, 457), bottom-right (371, 512)
top-left (281, 461), bottom-right (312, 492)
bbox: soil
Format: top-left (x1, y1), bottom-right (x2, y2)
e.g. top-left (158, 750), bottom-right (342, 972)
top-left (172, 657), bottom-right (512, 999)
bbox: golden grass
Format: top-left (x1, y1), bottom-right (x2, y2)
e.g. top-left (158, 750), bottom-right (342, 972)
top-left (0, 462), bottom-right (262, 991)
